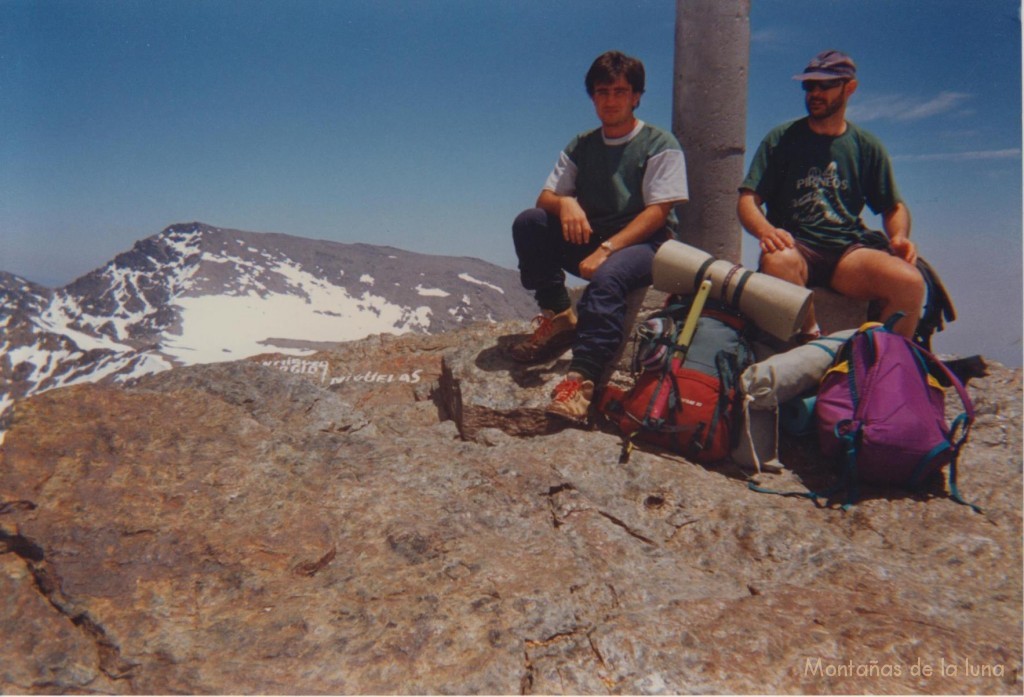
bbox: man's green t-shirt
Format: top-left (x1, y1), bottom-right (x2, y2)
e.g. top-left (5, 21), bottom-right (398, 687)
top-left (544, 121), bottom-right (689, 240)
top-left (740, 117), bottom-right (902, 250)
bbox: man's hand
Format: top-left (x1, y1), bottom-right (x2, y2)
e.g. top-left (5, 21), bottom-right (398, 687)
top-left (884, 203), bottom-right (915, 264)
top-left (758, 226), bottom-right (796, 254)
top-left (559, 197), bottom-right (593, 245)
top-left (578, 247), bottom-right (608, 280)
top-left (738, 190), bottom-right (795, 255)
top-left (890, 236), bottom-right (917, 265)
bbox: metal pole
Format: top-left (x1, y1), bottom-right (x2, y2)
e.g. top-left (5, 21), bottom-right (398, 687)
top-left (673, 0), bottom-right (750, 263)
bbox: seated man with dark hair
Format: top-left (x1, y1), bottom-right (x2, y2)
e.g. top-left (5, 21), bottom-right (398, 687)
top-left (509, 50), bottom-right (689, 423)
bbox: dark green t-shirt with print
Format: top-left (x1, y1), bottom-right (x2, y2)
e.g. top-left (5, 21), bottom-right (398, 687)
top-left (741, 117), bottom-right (902, 250)
top-left (545, 121), bottom-right (689, 240)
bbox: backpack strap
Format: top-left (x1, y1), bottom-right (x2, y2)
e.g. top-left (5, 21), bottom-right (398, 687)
top-left (903, 414), bottom-right (980, 513)
top-left (906, 332), bottom-right (980, 512)
top-left (946, 412), bottom-right (983, 513)
top-left (720, 264), bottom-right (743, 305)
top-left (730, 269), bottom-right (755, 307)
top-left (908, 441), bottom-right (953, 489)
top-left (882, 312), bottom-right (903, 333)
top-left (695, 352), bottom-right (731, 456)
top-left (748, 418), bottom-right (862, 509)
top-left (833, 418), bottom-right (862, 511)
top-left (806, 334), bottom-right (846, 359)
top-left (746, 476), bottom-right (849, 507)
top-left (693, 258), bottom-right (716, 294)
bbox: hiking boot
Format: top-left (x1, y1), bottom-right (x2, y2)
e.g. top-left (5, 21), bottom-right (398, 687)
top-left (508, 308), bottom-right (577, 363)
top-left (545, 374), bottom-right (594, 424)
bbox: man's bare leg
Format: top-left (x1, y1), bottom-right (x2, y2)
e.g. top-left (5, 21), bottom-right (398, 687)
top-left (831, 248), bottom-right (925, 339)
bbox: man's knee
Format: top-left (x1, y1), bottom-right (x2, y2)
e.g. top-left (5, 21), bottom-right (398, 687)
top-left (872, 256), bottom-right (925, 300)
top-left (592, 243), bottom-right (656, 290)
top-left (897, 261), bottom-right (926, 298)
top-left (512, 207), bottom-right (548, 239)
top-left (585, 264), bottom-right (630, 302)
top-left (759, 247), bottom-right (807, 284)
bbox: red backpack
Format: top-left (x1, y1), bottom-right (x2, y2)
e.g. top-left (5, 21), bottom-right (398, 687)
top-left (599, 296), bottom-right (755, 463)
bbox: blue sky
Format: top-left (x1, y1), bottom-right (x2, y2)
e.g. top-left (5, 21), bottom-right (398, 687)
top-left (1, 0), bottom-right (1020, 364)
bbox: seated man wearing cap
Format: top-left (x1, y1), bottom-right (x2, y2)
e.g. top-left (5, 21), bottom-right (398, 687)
top-left (737, 49), bottom-right (925, 341)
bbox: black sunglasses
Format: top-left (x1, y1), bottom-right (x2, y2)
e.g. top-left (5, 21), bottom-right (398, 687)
top-left (803, 79), bottom-right (847, 92)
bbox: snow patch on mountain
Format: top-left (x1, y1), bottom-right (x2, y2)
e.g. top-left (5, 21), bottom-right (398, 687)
top-left (416, 285), bottom-right (450, 298)
top-left (164, 279), bottom-right (433, 364)
top-left (459, 273), bottom-right (505, 294)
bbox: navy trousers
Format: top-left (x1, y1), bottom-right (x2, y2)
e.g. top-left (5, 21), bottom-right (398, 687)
top-left (512, 207), bottom-right (666, 379)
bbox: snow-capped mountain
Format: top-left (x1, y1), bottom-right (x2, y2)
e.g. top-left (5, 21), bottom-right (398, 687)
top-left (1, 222), bottom-right (535, 434)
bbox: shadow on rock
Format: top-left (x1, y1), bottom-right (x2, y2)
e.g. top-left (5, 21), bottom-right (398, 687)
top-left (475, 334), bottom-right (572, 390)
top-left (769, 434), bottom-right (982, 511)
top-left (588, 415), bottom-right (755, 484)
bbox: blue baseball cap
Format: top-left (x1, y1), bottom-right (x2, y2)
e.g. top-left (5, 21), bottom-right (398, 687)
top-left (793, 50), bottom-right (857, 81)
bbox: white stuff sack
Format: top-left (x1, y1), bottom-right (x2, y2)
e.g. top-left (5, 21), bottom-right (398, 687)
top-left (733, 330), bottom-right (854, 473)
top-left (740, 330), bottom-right (855, 410)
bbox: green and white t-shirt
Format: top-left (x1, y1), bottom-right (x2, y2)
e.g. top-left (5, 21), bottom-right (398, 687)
top-left (543, 120), bottom-right (689, 239)
top-left (741, 117), bottom-right (902, 250)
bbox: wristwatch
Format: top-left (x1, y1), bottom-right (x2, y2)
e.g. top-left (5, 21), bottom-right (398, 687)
top-left (600, 240), bottom-right (615, 254)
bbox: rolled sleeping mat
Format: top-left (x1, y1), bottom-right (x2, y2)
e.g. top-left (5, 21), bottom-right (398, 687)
top-left (652, 240), bottom-right (813, 341)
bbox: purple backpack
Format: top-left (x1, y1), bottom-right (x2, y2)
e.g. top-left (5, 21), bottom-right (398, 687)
top-left (813, 316), bottom-right (978, 511)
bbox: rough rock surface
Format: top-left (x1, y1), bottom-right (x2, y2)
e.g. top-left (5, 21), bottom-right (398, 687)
top-left (1, 320), bottom-right (1020, 694)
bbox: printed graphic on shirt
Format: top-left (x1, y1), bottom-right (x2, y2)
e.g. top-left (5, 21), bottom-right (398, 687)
top-left (790, 162), bottom-right (855, 229)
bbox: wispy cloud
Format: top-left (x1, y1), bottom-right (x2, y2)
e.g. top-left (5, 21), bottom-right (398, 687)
top-left (848, 91), bottom-right (973, 122)
top-left (892, 148), bottom-right (1021, 162)
top-left (750, 27), bottom-right (787, 47)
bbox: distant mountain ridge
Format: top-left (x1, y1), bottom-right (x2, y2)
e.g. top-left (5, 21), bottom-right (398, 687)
top-left (0, 221), bottom-right (535, 434)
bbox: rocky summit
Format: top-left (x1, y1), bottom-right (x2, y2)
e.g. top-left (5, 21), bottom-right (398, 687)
top-left (0, 318), bottom-right (1020, 695)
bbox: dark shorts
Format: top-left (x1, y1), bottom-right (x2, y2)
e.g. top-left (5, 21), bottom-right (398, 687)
top-left (792, 240), bottom-right (887, 288)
